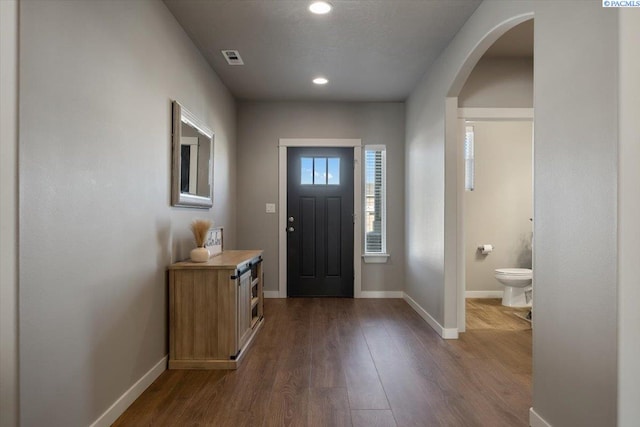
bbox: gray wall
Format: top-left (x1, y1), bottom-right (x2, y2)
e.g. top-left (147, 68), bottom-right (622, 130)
top-left (618, 9), bottom-right (640, 426)
top-left (464, 121), bottom-right (532, 293)
top-left (19, 1), bottom-right (236, 426)
top-left (459, 57), bottom-right (533, 108)
top-left (0, 1), bottom-right (19, 425)
top-left (236, 101), bottom-right (405, 294)
top-left (407, 1), bottom-right (621, 426)
top-left (533, 3), bottom-right (618, 426)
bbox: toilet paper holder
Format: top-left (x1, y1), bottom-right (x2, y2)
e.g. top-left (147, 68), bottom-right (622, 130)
top-left (477, 244), bottom-right (494, 255)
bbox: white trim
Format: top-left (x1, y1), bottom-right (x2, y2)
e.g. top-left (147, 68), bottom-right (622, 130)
top-left (403, 293), bottom-right (459, 339)
top-left (362, 253), bottom-right (390, 264)
top-left (278, 139), bottom-right (362, 298)
top-left (465, 290), bottom-right (504, 298)
top-left (279, 138), bottom-right (361, 148)
top-left (354, 148), bottom-right (363, 297)
top-left (529, 408), bottom-right (552, 427)
top-left (278, 147), bottom-right (287, 298)
top-left (263, 291), bottom-right (281, 299)
top-left (458, 107), bottom-right (534, 120)
top-left (89, 356), bottom-right (167, 427)
top-left (455, 113), bottom-right (467, 333)
top-left (359, 291), bottom-right (403, 298)
top-left (443, 97), bottom-right (460, 336)
top-left (363, 144), bottom-right (386, 151)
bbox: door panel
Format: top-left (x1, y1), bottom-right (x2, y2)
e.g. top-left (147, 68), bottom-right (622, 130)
top-left (326, 197), bottom-right (342, 277)
top-left (300, 197), bottom-right (316, 277)
top-left (287, 147), bottom-right (354, 297)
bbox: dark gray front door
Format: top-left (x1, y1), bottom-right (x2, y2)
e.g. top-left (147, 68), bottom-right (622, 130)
top-left (287, 147), bottom-right (354, 297)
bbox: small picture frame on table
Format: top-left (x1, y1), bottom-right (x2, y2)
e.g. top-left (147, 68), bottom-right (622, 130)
top-left (205, 227), bottom-right (223, 257)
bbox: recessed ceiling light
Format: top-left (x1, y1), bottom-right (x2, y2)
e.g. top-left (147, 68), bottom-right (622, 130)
top-left (313, 77), bottom-right (329, 85)
top-left (309, 1), bottom-right (332, 15)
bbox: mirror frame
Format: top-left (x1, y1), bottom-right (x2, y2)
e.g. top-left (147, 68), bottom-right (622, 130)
top-left (171, 100), bottom-right (214, 208)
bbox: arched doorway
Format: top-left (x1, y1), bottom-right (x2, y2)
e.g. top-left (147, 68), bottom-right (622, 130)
top-left (441, 14), bottom-right (534, 332)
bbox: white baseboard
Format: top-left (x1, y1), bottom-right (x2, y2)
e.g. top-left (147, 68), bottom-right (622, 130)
top-left (529, 408), bottom-right (552, 427)
top-left (264, 291), bottom-right (404, 299)
top-left (465, 290), bottom-right (503, 298)
top-left (89, 355), bottom-right (167, 427)
top-left (359, 291), bottom-right (403, 298)
top-left (263, 291), bottom-right (282, 298)
top-left (402, 292), bottom-right (459, 339)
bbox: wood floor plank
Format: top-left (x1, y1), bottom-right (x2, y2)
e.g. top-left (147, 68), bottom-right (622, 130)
top-left (308, 387), bottom-right (352, 427)
top-left (356, 300), bottom-right (443, 427)
top-left (351, 410), bottom-right (397, 427)
top-left (466, 298), bottom-right (531, 331)
top-left (335, 299), bottom-right (390, 410)
top-left (263, 386), bottom-right (310, 427)
top-left (310, 300), bottom-right (348, 388)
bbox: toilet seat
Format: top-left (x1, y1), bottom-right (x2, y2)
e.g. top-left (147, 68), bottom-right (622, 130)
top-left (495, 268), bottom-right (532, 276)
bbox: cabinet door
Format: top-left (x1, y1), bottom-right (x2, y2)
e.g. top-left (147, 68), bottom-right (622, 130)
top-left (237, 270), bottom-right (252, 351)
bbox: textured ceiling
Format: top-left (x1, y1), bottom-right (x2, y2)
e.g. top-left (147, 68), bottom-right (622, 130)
top-left (163, 0), bottom-right (483, 101)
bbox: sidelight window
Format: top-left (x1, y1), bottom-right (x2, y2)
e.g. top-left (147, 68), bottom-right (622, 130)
top-left (364, 146), bottom-right (387, 258)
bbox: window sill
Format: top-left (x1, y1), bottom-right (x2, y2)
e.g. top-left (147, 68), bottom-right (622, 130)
top-left (362, 253), bottom-right (390, 264)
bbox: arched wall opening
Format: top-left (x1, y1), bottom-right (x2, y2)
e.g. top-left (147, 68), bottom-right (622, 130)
top-left (442, 14), bottom-right (534, 334)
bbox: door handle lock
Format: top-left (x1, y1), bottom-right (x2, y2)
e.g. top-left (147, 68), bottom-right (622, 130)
top-left (287, 227), bottom-right (295, 232)
top-left (288, 216), bottom-right (295, 223)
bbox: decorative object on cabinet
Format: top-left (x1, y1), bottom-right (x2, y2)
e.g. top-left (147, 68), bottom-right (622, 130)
top-left (189, 219), bottom-right (212, 262)
top-left (168, 250), bottom-right (264, 369)
top-left (205, 226), bottom-right (223, 257)
top-left (171, 100), bottom-right (214, 208)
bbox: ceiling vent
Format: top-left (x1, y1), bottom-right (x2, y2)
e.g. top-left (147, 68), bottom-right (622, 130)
top-left (221, 50), bottom-right (244, 65)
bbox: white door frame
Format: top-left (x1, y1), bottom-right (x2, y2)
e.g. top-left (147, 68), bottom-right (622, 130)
top-left (455, 107), bottom-right (534, 333)
top-left (278, 139), bottom-right (363, 298)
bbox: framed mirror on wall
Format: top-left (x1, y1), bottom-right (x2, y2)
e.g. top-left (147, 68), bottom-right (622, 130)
top-left (171, 100), bottom-right (214, 208)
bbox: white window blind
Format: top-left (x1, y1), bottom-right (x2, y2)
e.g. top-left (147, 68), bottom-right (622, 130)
top-left (364, 146), bottom-right (386, 254)
top-left (464, 125), bottom-right (475, 191)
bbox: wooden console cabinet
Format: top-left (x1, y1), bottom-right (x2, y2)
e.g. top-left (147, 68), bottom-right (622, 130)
top-left (168, 250), bottom-right (264, 369)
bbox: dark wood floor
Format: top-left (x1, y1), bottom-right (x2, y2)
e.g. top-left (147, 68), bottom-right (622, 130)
top-left (114, 298), bottom-right (531, 427)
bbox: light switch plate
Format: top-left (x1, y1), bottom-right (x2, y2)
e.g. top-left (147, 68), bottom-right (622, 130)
top-left (266, 203), bottom-right (276, 213)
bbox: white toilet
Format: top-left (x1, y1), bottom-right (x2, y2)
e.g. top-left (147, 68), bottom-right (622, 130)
top-left (494, 268), bottom-right (533, 307)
